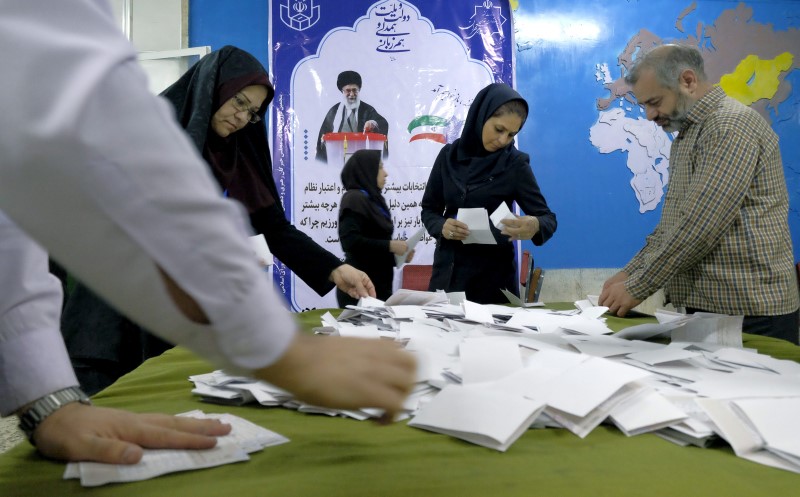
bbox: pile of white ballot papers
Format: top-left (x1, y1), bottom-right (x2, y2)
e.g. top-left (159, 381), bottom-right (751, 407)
top-left (64, 410), bottom-right (289, 487)
top-left (191, 290), bottom-right (800, 473)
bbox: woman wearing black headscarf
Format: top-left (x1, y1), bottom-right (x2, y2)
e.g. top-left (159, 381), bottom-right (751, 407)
top-left (337, 150), bottom-right (413, 307)
top-left (420, 82), bottom-right (557, 304)
top-left (158, 45), bottom-right (364, 294)
top-left (60, 46), bottom-right (375, 394)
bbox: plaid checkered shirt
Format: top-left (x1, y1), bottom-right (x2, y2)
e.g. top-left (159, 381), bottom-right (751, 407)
top-left (624, 86), bottom-right (799, 316)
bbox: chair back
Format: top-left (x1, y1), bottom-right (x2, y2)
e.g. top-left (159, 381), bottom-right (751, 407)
top-left (520, 250), bottom-right (531, 288)
top-left (401, 265), bottom-right (433, 291)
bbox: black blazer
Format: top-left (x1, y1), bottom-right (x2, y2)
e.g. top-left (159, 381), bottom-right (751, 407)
top-left (421, 144), bottom-right (556, 304)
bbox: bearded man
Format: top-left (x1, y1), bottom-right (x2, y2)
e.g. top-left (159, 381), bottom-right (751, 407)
top-left (599, 44), bottom-right (799, 344)
top-left (315, 70), bottom-right (388, 163)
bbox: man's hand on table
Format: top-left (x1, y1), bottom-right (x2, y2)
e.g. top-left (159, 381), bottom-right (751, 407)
top-left (256, 334), bottom-right (416, 422)
top-left (33, 403), bottom-right (231, 463)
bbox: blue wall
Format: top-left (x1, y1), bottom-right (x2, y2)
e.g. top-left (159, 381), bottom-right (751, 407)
top-left (189, 0), bottom-right (270, 69)
top-left (189, 0), bottom-right (800, 270)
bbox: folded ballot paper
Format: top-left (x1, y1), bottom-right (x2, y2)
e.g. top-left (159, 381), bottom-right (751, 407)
top-left (249, 234), bottom-right (273, 267)
top-left (697, 397), bottom-right (800, 473)
top-left (457, 208), bottom-right (495, 244)
top-left (408, 384), bottom-right (546, 452)
top-left (64, 411), bottom-right (289, 487)
top-left (394, 227), bottom-right (425, 267)
top-left (457, 203), bottom-right (517, 245)
top-left (501, 288), bottom-right (544, 308)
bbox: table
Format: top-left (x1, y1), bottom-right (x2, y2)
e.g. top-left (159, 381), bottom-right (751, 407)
top-left (2, 306), bottom-right (799, 496)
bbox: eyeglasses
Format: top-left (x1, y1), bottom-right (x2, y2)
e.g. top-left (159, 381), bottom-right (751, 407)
top-left (231, 93), bottom-right (262, 124)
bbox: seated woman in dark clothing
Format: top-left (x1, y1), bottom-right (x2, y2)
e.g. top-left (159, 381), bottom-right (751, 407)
top-left (61, 46), bottom-right (375, 394)
top-left (336, 150), bottom-right (413, 307)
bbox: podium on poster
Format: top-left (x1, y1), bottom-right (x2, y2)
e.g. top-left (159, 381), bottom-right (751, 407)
top-left (322, 132), bottom-right (386, 166)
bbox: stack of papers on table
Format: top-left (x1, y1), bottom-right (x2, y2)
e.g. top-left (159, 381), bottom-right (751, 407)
top-left (64, 411), bottom-right (289, 487)
top-left (408, 384), bottom-right (545, 451)
top-left (189, 292), bottom-right (800, 474)
top-left (189, 371), bottom-right (292, 406)
top-left (698, 397), bottom-right (800, 472)
top-left (609, 389), bottom-right (689, 436)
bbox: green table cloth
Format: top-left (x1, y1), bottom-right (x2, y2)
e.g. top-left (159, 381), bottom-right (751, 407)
top-left (2, 306), bottom-right (799, 496)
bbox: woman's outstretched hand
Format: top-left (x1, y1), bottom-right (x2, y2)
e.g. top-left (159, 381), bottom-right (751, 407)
top-left (330, 264), bottom-right (376, 298)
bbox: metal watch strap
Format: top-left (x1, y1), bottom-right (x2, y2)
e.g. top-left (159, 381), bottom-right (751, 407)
top-left (17, 386), bottom-right (91, 445)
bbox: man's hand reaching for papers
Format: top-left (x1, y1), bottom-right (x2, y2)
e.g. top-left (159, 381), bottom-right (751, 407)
top-left (255, 334), bottom-right (417, 421)
top-left (598, 271), bottom-right (642, 317)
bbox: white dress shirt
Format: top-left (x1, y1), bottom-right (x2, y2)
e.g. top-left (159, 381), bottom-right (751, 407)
top-left (0, 0), bottom-right (296, 414)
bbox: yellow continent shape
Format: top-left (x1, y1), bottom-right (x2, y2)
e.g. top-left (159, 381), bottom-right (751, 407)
top-left (719, 52), bottom-right (794, 106)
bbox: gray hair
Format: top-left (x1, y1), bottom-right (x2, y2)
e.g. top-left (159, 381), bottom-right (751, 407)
top-left (625, 44), bottom-right (707, 89)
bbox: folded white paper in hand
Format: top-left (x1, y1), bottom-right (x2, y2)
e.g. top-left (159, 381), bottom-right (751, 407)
top-left (457, 208), bottom-right (495, 244)
top-left (490, 202), bottom-right (517, 230)
top-left (250, 234), bottom-right (273, 267)
top-left (394, 227), bottom-right (426, 266)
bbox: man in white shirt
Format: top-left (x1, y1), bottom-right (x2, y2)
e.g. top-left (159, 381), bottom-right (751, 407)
top-left (0, 0), bottom-right (415, 464)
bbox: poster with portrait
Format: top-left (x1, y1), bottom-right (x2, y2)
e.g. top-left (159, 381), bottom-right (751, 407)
top-left (269, 0), bottom-right (515, 310)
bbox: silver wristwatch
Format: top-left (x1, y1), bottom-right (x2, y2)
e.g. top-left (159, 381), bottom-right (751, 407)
top-left (17, 386), bottom-right (91, 445)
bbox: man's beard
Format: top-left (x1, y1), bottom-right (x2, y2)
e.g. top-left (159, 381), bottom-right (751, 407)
top-left (343, 96), bottom-right (360, 111)
top-left (661, 91), bottom-right (691, 133)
